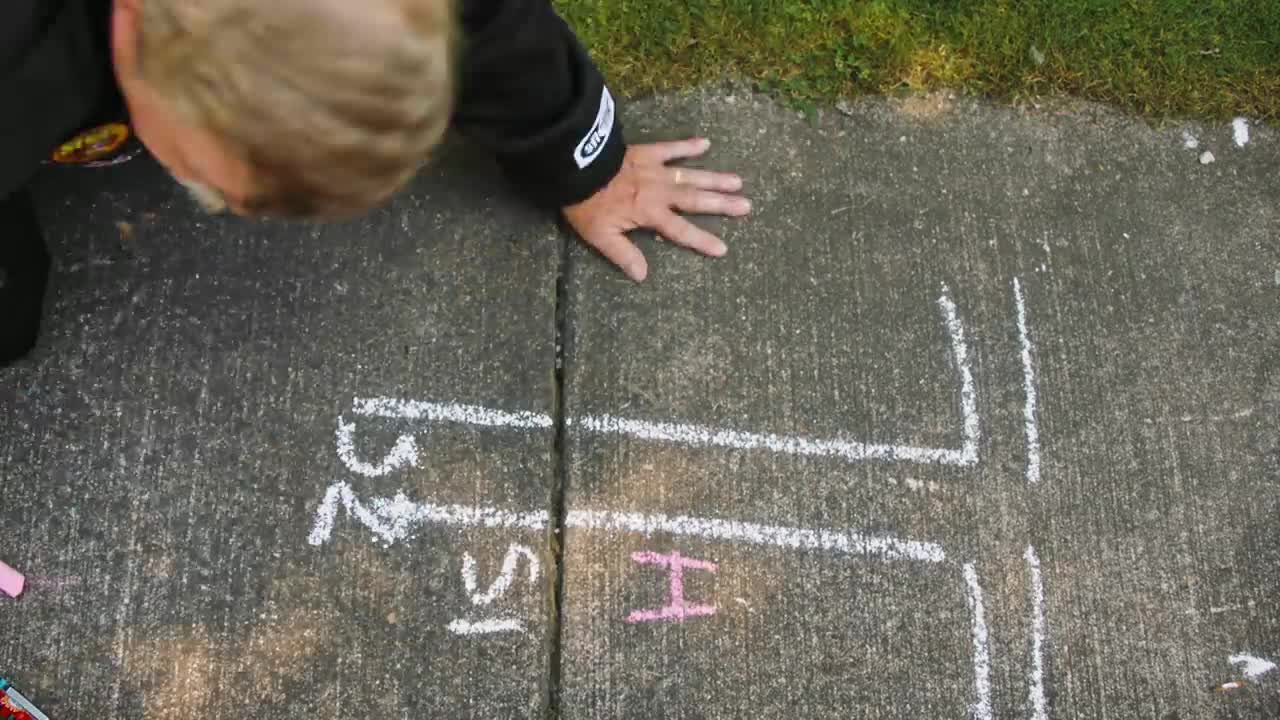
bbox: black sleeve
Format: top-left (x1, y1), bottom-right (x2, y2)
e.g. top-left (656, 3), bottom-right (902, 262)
top-left (452, 0), bottom-right (626, 210)
top-left (0, 188), bottom-right (51, 367)
top-left (0, 0), bottom-right (114, 198)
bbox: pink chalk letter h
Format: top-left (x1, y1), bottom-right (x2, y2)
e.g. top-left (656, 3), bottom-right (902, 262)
top-left (626, 550), bottom-right (717, 624)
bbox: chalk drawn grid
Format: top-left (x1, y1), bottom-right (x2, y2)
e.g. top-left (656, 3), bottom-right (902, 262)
top-left (308, 280), bottom-right (1047, 720)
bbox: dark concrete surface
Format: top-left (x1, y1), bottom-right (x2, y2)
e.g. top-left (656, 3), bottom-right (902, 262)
top-left (1, 136), bottom-right (561, 718)
top-left (2, 83), bottom-right (1278, 720)
top-left (560, 86), bottom-right (1280, 719)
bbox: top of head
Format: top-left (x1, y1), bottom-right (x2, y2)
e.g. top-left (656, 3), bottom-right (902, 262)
top-left (132, 0), bottom-right (459, 219)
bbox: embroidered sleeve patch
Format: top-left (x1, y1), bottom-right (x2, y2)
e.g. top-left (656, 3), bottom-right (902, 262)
top-left (50, 123), bottom-right (132, 165)
top-left (573, 86), bottom-right (615, 170)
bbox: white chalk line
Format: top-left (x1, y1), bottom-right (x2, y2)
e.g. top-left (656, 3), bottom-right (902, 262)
top-left (568, 508), bottom-right (946, 563)
top-left (964, 563), bottom-right (993, 720)
top-left (940, 285), bottom-right (982, 466)
top-left (1013, 278), bottom-right (1041, 486)
top-left (447, 618), bottom-right (525, 635)
top-left (1025, 545), bottom-right (1048, 720)
top-left (308, 482), bottom-right (945, 564)
top-left (338, 286), bottom-right (980, 476)
top-left (568, 414), bottom-right (972, 466)
top-left (307, 483), bottom-right (546, 547)
top-left (351, 397), bottom-right (554, 429)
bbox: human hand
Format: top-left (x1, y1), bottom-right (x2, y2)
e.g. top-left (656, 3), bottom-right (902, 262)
top-left (561, 137), bottom-right (750, 282)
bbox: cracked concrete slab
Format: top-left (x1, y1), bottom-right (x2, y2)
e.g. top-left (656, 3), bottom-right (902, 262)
top-left (1, 82), bottom-right (1277, 720)
top-left (559, 86), bottom-right (1280, 719)
top-left (1, 136), bottom-right (560, 719)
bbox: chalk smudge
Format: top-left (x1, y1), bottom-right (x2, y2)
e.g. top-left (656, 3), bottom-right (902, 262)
top-left (26, 576), bottom-right (83, 593)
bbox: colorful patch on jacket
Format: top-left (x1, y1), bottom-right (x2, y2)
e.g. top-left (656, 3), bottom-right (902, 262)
top-left (0, 692), bottom-right (38, 720)
top-left (49, 122), bottom-right (138, 166)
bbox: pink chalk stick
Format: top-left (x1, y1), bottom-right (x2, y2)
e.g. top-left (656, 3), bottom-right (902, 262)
top-left (0, 560), bottom-right (25, 598)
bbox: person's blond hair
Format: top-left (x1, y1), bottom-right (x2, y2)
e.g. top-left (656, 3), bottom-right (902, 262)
top-left (135, 0), bottom-right (459, 219)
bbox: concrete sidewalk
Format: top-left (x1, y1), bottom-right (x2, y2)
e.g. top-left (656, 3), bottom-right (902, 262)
top-left (2, 85), bottom-right (1277, 719)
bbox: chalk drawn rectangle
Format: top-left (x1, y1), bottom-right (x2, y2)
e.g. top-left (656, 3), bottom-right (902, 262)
top-left (335, 286), bottom-right (979, 476)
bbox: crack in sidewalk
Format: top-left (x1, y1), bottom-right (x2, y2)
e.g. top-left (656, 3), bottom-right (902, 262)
top-left (544, 230), bottom-right (574, 719)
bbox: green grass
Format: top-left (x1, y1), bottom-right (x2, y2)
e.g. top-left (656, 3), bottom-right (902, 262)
top-left (553, 0), bottom-right (1280, 121)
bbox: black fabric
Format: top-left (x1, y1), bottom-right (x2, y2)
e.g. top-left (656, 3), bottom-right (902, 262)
top-left (453, 0), bottom-right (626, 208)
top-left (0, 0), bottom-right (624, 363)
top-left (0, 0), bottom-right (116, 197)
top-left (0, 0), bottom-right (626, 208)
top-left (0, 189), bottom-right (51, 367)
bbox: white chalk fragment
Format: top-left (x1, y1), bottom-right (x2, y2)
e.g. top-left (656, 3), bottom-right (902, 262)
top-left (1182, 131), bottom-right (1199, 149)
top-left (1217, 681), bottom-right (1245, 692)
top-left (1199, 151), bottom-right (1216, 165)
top-left (1232, 117), bottom-right (1250, 147)
top-left (1230, 654), bottom-right (1278, 680)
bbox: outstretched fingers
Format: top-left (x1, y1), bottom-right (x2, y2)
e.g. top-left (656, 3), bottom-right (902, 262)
top-left (670, 166), bottom-right (744, 193)
top-left (653, 209), bottom-right (727, 257)
top-left (670, 186), bottom-right (752, 218)
top-left (645, 137), bottom-right (713, 164)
